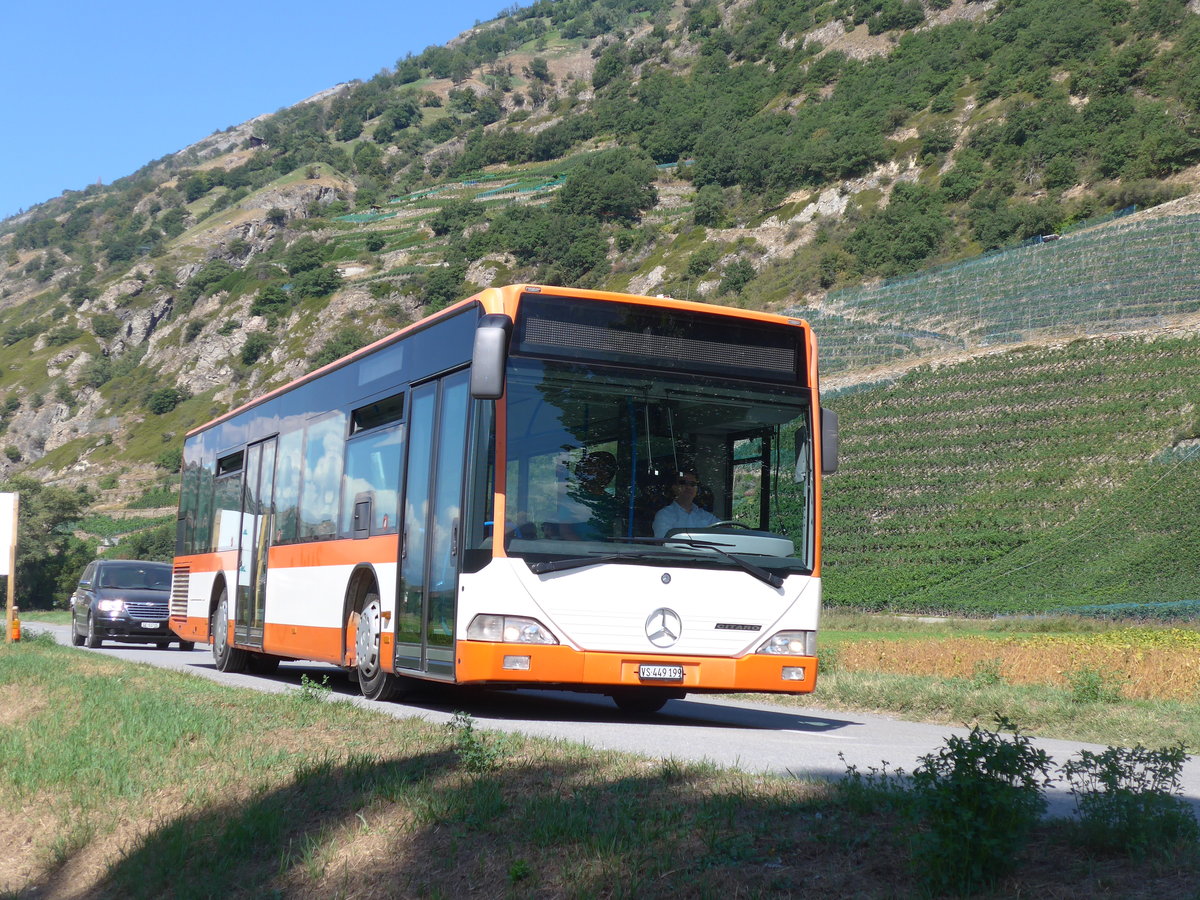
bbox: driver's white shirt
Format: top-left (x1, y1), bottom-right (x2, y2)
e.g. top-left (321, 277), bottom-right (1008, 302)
top-left (652, 501), bottom-right (718, 538)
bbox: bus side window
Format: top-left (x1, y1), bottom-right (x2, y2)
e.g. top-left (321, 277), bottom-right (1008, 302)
top-left (299, 413), bottom-right (347, 541)
top-left (273, 430), bottom-right (304, 544)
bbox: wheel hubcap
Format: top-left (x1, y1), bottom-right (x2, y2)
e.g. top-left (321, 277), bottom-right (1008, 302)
top-left (356, 601), bottom-right (382, 678)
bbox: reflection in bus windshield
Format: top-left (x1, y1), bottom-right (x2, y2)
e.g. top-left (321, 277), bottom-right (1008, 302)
top-left (502, 360), bottom-right (814, 572)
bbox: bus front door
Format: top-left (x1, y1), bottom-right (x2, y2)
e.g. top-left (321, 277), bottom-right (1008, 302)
top-left (235, 437), bottom-right (276, 648)
top-left (396, 370), bottom-right (470, 678)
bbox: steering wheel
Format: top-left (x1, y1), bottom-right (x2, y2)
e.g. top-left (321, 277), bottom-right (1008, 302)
top-left (711, 520), bottom-right (753, 529)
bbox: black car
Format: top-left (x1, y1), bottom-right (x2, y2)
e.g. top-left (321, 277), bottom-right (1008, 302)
top-left (69, 559), bottom-right (194, 650)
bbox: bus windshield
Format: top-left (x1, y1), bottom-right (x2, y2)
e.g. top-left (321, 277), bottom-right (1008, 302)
top-left (502, 359), bottom-right (816, 575)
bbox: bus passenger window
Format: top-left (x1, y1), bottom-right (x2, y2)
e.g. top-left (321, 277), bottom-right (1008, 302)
top-left (273, 430), bottom-right (304, 544)
top-left (340, 426), bottom-right (403, 536)
top-left (299, 413), bottom-right (347, 541)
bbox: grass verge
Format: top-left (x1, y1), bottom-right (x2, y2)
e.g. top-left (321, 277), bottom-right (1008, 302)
top-left (2, 630), bottom-right (1198, 898)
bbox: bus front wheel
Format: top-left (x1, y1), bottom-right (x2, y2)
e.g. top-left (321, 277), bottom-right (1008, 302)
top-left (356, 593), bottom-right (400, 702)
top-left (211, 589), bottom-right (248, 673)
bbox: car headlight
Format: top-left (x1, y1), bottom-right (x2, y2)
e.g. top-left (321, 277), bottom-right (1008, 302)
top-left (466, 614), bottom-right (558, 644)
top-left (756, 630), bottom-right (816, 656)
top-left (97, 598), bottom-right (126, 613)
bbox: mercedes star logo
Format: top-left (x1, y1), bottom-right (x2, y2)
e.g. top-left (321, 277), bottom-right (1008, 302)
top-left (645, 607), bottom-right (682, 648)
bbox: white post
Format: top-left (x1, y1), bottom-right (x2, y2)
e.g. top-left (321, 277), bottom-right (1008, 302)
top-left (0, 493), bottom-right (17, 643)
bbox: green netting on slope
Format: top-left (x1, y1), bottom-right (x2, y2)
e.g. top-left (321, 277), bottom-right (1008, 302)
top-left (796, 213), bottom-right (1200, 373)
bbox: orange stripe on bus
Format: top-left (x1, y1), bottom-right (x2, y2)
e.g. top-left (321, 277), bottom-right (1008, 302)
top-left (268, 535), bottom-right (398, 568)
top-left (175, 536), bottom-right (398, 573)
top-left (454, 641), bottom-right (817, 693)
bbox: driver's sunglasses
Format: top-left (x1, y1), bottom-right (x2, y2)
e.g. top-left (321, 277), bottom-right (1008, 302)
top-left (677, 478), bottom-right (699, 486)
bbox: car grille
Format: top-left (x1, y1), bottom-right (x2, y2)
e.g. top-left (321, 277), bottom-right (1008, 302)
top-left (126, 601), bottom-right (168, 620)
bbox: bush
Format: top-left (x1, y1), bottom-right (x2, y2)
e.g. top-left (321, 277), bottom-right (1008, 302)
top-left (250, 285), bottom-right (290, 317)
top-left (145, 387), bottom-right (190, 415)
top-left (909, 718), bottom-right (1053, 894)
top-left (155, 448), bottom-right (182, 472)
top-left (311, 327), bottom-right (371, 368)
top-left (1062, 743), bottom-right (1199, 857)
top-left (240, 332), bottom-right (272, 365)
top-left (1066, 665), bottom-right (1125, 703)
top-left (91, 313), bottom-right (123, 339)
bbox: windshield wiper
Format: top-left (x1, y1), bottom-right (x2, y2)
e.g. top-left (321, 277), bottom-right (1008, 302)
top-left (528, 551), bottom-right (654, 575)
top-left (629, 537), bottom-right (785, 589)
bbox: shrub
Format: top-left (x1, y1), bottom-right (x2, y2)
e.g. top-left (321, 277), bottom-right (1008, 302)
top-left (241, 332), bottom-right (272, 365)
top-left (155, 448), bottom-right (182, 472)
top-left (909, 718), bottom-right (1054, 894)
top-left (145, 386), bottom-right (190, 415)
top-left (311, 327), bottom-right (371, 368)
top-left (1062, 743), bottom-right (1199, 857)
top-left (1066, 665), bottom-right (1125, 703)
top-left (91, 313), bottom-right (123, 339)
top-left (3, 445), bottom-right (20, 462)
top-left (250, 285), bottom-right (290, 317)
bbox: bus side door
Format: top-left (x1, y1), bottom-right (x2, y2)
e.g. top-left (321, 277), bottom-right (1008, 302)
top-left (395, 370), bottom-right (470, 677)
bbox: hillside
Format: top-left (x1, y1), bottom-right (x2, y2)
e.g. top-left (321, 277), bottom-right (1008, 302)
top-left (822, 330), bottom-right (1200, 614)
top-left (2, 0), bottom-right (1200, 609)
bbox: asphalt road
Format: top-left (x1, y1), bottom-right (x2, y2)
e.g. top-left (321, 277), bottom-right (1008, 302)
top-left (30, 621), bottom-right (1200, 820)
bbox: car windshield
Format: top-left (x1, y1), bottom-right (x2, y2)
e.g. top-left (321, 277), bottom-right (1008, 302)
top-left (501, 359), bottom-right (817, 576)
top-left (98, 563), bottom-right (171, 590)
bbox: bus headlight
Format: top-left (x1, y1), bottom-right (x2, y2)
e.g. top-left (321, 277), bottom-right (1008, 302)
top-left (756, 630), bottom-right (816, 656)
top-left (466, 614), bottom-right (559, 645)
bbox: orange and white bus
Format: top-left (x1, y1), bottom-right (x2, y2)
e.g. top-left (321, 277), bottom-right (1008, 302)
top-left (171, 284), bottom-right (838, 711)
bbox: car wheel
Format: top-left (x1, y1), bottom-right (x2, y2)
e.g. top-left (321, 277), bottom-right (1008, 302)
top-left (178, 641), bottom-right (195, 652)
top-left (210, 588), bottom-right (247, 673)
top-left (84, 613), bottom-right (102, 649)
top-left (355, 592), bottom-right (400, 701)
top-left (70, 613), bottom-right (85, 647)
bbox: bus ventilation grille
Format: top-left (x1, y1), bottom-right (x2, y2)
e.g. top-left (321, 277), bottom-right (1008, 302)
top-left (171, 565), bottom-right (190, 618)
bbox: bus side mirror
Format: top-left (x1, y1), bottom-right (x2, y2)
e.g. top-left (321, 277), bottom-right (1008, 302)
top-left (821, 407), bottom-right (839, 475)
top-left (470, 314), bottom-right (513, 399)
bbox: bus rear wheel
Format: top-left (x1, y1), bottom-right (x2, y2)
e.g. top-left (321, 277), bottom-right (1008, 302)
top-left (211, 588), bottom-right (248, 673)
top-left (355, 593), bottom-right (400, 701)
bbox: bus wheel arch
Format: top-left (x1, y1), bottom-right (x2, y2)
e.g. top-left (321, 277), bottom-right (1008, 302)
top-left (346, 566), bottom-right (400, 701)
top-left (210, 580), bottom-right (247, 673)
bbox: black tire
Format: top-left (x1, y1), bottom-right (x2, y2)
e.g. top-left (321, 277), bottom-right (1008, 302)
top-left (211, 588), bottom-right (247, 673)
top-left (611, 690), bottom-right (676, 715)
top-left (355, 592), bottom-right (400, 701)
top-left (246, 653), bottom-right (280, 675)
top-left (70, 613), bottom-right (85, 647)
top-left (84, 613), bottom-right (102, 649)
top-left (178, 641), bottom-right (195, 652)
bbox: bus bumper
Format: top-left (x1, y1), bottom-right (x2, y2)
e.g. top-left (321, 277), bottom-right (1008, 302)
top-left (454, 641), bottom-right (817, 693)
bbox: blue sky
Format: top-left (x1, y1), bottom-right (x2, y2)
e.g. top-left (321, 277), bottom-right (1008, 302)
top-left (1, 1), bottom-right (514, 221)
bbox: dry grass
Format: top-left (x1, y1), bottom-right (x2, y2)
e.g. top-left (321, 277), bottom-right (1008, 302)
top-left (835, 629), bottom-right (1200, 701)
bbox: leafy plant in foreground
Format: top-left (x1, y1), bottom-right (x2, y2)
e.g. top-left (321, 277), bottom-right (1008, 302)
top-left (1062, 743), bottom-right (1199, 858)
top-left (909, 716), bottom-right (1054, 894)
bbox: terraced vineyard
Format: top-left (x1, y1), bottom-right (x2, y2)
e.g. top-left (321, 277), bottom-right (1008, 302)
top-left (821, 333), bottom-right (1200, 615)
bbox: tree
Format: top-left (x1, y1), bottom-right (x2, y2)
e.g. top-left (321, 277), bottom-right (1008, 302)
top-left (250, 284), bottom-right (290, 317)
top-left (0, 475), bottom-right (94, 609)
top-left (553, 149), bottom-right (658, 222)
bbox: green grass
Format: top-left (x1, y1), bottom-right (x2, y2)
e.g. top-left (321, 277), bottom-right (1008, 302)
top-left (3, 632), bottom-right (1196, 899)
